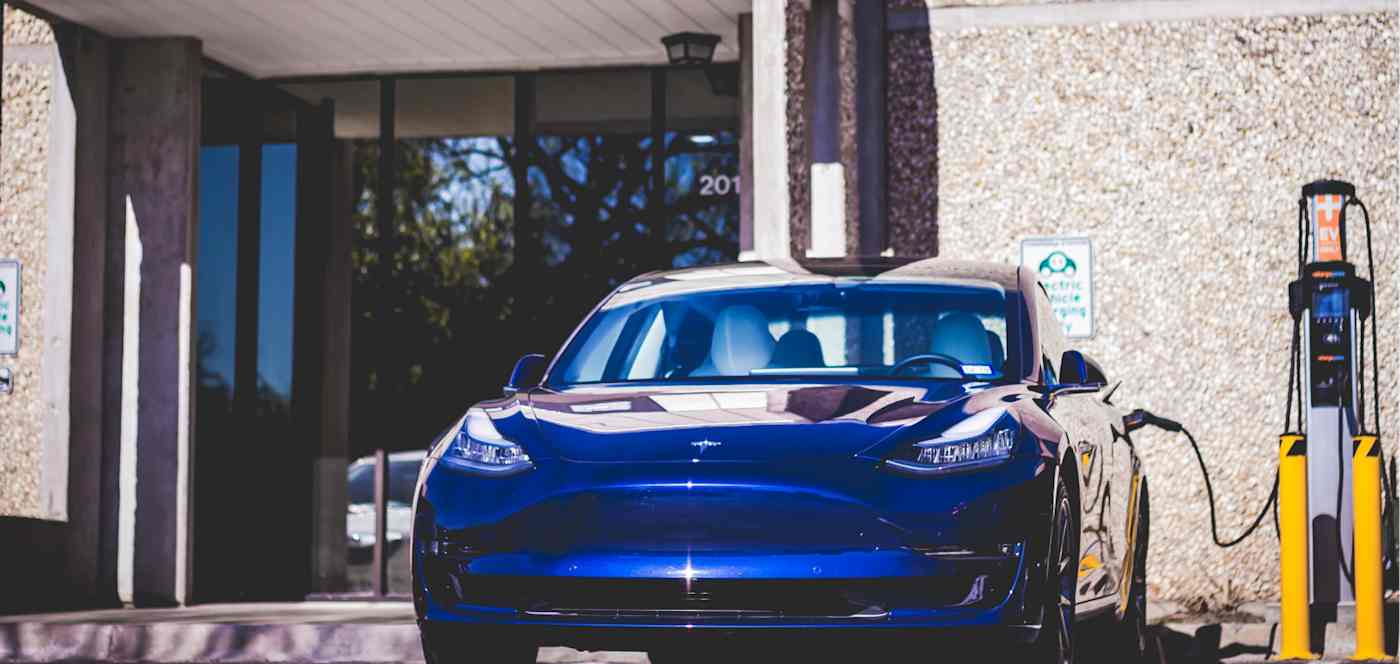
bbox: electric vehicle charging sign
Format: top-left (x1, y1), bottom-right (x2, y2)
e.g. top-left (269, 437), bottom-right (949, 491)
top-left (1021, 237), bottom-right (1093, 338)
top-left (0, 261), bottom-right (17, 355)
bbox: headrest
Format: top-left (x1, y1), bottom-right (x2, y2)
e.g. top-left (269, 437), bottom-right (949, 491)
top-left (931, 313), bottom-right (994, 366)
top-left (770, 329), bottom-right (826, 368)
top-left (986, 330), bottom-right (1005, 373)
top-left (710, 305), bottom-right (775, 375)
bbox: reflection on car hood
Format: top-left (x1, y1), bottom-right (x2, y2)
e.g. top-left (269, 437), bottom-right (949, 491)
top-left (525, 381), bottom-right (976, 463)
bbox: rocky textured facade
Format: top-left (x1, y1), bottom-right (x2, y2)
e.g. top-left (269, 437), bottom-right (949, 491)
top-left (890, 6), bottom-right (1398, 603)
top-left (1, 6), bottom-right (59, 522)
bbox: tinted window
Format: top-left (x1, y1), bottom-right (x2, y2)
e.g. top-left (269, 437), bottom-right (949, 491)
top-left (552, 282), bottom-right (1018, 384)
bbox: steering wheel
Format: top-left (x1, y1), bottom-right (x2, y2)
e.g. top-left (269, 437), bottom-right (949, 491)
top-left (891, 353), bottom-right (966, 378)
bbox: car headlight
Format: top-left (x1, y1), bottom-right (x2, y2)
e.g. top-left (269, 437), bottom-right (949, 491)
top-left (886, 408), bottom-right (1018, 476)
top-left (442, 409), bottom-right (534, 476)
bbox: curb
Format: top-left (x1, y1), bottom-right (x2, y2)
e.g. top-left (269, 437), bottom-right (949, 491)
top-left (0, 622), bottom-right (425, 663)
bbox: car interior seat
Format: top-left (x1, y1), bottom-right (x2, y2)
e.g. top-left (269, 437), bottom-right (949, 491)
top-left (769, 328), bottom-right (826, 369)
top-left (986, 330), bottom-right (1005, 375)
top-left (692, 305), bottom-right (776, 376)
top-left (928, 312), bottom-right (994, 378)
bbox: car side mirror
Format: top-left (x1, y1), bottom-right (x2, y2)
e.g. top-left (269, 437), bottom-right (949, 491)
top-left (1059, 349), bottom-right (1090, 385)
top-left (504, 354), bottom-right (547, 396)
top-left (1039, 349), bottom-right (1104, 396)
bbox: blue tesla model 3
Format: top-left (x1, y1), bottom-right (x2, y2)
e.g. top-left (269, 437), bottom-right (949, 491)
top-left (412, 258), bottom-right (1149, 663)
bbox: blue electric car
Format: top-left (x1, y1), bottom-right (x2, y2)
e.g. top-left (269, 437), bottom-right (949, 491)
top-left (411, 258), bottom-right (1149, 663)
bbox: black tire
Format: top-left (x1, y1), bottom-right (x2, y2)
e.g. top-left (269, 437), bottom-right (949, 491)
top-left (1030, 473), bottom-right (1079, 664)
top-left (1117, 482), bottom-right (1150, 662)
top-left (420, 627), bottom-right (538, 664)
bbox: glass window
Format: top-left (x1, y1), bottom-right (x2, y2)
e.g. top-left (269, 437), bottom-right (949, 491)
top-left (536, 70), bottom-right (650, 133)
top-left (665, 67), bottom-right (738, 131)
top-left (552, 283), bottom-right (1016, 385)
top-left (396, 76), bottom-right (513, 137)
top-left (196, 146), bottom-right (239, 421)
top-left (257, 143), bottom-right (297, 412)
top-left (665, 130), bottom-right (739, 268)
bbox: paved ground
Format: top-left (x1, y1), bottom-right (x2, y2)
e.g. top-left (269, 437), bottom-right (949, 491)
top-left (0, 601), bottom-right (1390, 663)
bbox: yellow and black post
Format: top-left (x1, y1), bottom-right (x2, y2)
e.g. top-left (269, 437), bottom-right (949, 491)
top-left (1279, 432), bottom-right (1317, 661)
top-left (1351, 433), bottom-right (1387, 662)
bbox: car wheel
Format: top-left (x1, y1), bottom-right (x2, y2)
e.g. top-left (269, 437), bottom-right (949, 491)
top-left (420, 628), bottom-right (538, 664)
top-left (1030, 473), bottom-right (1078, 664)
top-left (1117, 482), bottom-right (1150, 661)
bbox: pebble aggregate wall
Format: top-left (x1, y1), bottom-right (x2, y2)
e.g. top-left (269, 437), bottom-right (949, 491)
top-left (886, 27), bottom-right (941, 256)
top-left (786, 0), bottom-right (811, 258)
top-left (1, 6), bottom-right (55, 520)
top-left (918, 11), bottom-right (1398, 603)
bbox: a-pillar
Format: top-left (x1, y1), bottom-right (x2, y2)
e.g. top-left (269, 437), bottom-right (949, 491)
top-left (106, 37), bottom-right (201, 607)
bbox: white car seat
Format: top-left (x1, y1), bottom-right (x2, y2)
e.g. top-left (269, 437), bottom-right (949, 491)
top-left (928, 312), bottom-right (993, 378)
top-left (692, 305), bottom-right (775, 376)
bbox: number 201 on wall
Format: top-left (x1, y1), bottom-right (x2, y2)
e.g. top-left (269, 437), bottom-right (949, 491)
top-left (699, 174), bottom-right (740, 197)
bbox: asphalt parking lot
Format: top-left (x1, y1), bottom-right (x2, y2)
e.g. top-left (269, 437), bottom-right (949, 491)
top-left (1, 600), bottom-right (1391, 664)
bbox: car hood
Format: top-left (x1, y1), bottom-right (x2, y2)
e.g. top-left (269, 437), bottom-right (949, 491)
top-left (521, 381), bottom-right (982, 463)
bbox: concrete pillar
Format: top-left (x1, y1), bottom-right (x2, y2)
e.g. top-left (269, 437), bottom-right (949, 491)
top-left (738, 13), bottom-right (754, 259)
top-left (55, 23), bottom-right (117, 607)
top-left (309, 118), bottom-right (352, 594)
top-left (107, 37), bottom-right (201, 607)
top-left (751, 0), bottom-right (790, 260)
top-left (854, 0), bottom-right (887, 256)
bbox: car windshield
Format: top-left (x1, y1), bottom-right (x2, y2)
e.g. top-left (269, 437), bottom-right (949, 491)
top-left (549, 281), bottom-right (1021, 386)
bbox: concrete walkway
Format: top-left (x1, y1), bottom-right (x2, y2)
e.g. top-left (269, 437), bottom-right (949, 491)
top-left (0, 601), bottom-right (1387, 663)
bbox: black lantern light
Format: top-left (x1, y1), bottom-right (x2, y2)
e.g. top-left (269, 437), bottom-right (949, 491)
top-left (661, 32), bottom-right (721, 66)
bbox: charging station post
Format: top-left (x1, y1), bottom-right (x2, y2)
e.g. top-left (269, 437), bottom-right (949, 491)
top-left (1282, 179), bottom-right (1386, 660)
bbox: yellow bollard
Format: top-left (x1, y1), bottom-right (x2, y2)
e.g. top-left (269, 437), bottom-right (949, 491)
top-left (1278, 433), bottom-right (1318, 661)
top-left (1351, 434), bottom-right (1387, 662)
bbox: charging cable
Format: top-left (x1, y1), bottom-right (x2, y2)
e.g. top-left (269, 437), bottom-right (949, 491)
top-left (1126, 410), bottom-right (1280, 548)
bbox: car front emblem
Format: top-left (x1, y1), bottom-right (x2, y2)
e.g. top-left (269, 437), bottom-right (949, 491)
top-left (690, 439), bottom-right (723, 455)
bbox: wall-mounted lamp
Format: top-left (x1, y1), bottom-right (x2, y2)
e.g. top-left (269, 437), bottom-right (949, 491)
top-left (662, 32), bottom-right (721, 66)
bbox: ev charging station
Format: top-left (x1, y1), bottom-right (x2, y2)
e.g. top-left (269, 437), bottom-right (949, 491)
top-left (1277, 179), bottom-right (1390, 661)
top-left (1298, 181), bottom-right (1368, 612)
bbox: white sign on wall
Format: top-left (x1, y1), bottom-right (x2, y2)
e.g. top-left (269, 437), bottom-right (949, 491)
top-left (0, 261), bottom-right (17, 355)
top-left (1020, 237), bottom-right (1093, 338)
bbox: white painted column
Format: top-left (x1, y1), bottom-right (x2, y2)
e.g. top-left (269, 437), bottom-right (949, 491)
top-left (808, 162), bottom-right (846, 257)
top-left (750, 0), bottom-right (790, 261)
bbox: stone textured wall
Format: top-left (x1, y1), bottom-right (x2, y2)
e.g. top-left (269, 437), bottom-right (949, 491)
top-left (787, 0), bottom-right (864, 257)
top-left (785, 0), bottom-right (810, 257)
top-left (886, 27), bottom-right (940, 256)
top-left (1, 6), bottom-right (56, 520)
top-left (919, 11), bottom-right (1398, 604)
top-left (838, 3), bottom-right (859, 255)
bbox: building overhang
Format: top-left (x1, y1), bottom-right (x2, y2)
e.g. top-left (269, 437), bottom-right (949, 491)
top-left (18, 0), bottom-right (748, 79)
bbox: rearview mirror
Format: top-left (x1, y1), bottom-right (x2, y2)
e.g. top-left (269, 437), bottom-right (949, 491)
top-left (504, 354), bottom-right (547, 396)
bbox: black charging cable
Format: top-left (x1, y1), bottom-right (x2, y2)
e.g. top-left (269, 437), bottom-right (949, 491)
top-left (1126, 410), bottom-right (1281, 548)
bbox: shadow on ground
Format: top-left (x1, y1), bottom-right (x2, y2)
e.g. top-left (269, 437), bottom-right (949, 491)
top-left (1143, 624), bottom-right (1275, 664)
